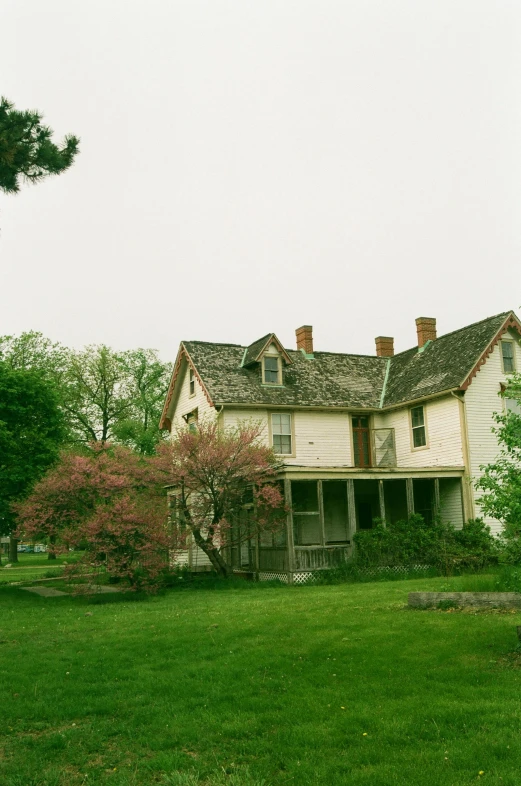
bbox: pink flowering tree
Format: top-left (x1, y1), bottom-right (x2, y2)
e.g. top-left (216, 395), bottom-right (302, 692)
top-left (15, 443), bottom-right (177, 591)
top-left (170, 420), bottom-right (286, 576)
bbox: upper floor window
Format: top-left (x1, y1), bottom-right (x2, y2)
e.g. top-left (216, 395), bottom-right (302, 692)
top-left (189, 368), bottom-right (195, 396)
top-left (411, 405), bottom-right (427, 448)
top-left (263, 355), bottom-right (282, 385)
top-left (352, 416), bottom-right (371, 467)
top-left (501, 340), bottom-right (515, 374)
top-left (272, 413), bottom-right (292, 454)
top-left (505, 397), bottom-right (521, 416)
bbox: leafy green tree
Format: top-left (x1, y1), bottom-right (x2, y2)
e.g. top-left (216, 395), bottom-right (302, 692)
top-left (0, 363), bottom-right (66, 561)
top-left (0, 97), bottom-right (79, 194)
top-left (64, 345), bottom-right (172, 451)
top-left (0, 334), bottom-right (172, 453)
top-left (112, 349), bottom-right (172, 454)
top-left (476, 375), bottom-right (521, 560)
top-left (0, 331), bottom-right (69, 377)
top-left (64, 345), bottom-right (132, 445)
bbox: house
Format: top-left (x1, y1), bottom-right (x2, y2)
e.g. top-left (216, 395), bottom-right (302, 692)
top-left (160, 311), bottom-right (521, 582)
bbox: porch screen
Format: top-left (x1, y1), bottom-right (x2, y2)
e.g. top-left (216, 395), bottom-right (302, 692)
top-left (323, 481), bottom-right (349, 543)
top-left (291, 481), bottom-right (320, 545)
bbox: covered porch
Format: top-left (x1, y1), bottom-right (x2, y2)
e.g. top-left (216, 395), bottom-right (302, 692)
top-left (230, 467), bottom-right (467, 582)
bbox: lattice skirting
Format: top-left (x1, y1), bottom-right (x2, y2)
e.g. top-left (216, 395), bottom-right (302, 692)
top-left (357, 564), bottom-right (431, 576)
top-left (258, 565), bottom-right (431, 584)
top-left (257, 571), bottom-right (319, 584)
top-left (258, 571), bottom-right (290, 583)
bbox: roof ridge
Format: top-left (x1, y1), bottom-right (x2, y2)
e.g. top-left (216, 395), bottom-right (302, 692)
top-left (389, 311), bottom-right (513, 359)
top-left (183, 340), bottom-right (245, 348)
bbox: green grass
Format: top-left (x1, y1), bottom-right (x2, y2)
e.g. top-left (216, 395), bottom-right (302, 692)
top-left (1, 575), bottom-right (521, 785)
top-left (0, 552), bottom-right (84, 584)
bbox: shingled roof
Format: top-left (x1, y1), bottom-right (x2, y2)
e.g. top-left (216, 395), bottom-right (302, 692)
top-left (184, 342), bottom-right (387, 408)
top-left (383, 311), bottom-right (518, 406)
top-left (167, 311), bottom-right (520, 419)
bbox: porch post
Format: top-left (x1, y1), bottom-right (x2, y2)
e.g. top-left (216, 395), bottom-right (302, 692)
top-left (318, 480), bottom-right (326, 546)
top-left (406, 478), bottom-right (415, 519)
top-left (433, 478), bottom-right (441, 520)
top-left (347, 479), bottom-right (357, 544)
top-left (378, 480), bottom-right (386, 527)
top-left (284, 478), bottom-right (295, 584)
top-left (255, 533), bottom-right (260, 577)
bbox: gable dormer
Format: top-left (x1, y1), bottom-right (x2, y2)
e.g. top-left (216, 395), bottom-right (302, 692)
top-left (241, 333), bottom-right (292, 386)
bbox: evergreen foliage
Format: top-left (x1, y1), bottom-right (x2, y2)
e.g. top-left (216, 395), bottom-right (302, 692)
top-left (0, 97), bottom-right (79, 193)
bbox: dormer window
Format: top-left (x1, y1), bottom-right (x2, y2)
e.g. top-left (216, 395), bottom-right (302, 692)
top-left (263, 356), bottom-right (281, 384)
top-left (501, 340), bottom-right (515, 374)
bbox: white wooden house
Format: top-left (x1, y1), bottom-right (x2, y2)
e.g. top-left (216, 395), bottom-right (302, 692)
top-left (160, 311), bottom-right (521, 581)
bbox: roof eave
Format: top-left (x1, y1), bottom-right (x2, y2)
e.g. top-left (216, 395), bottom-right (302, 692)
top-left (459, 311), bottom-right (521, 391)
top-left (159, 343), bottom-right (215, 430)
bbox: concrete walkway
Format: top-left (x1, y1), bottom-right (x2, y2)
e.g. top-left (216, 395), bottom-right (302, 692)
top-left (21, 586), bottom-right (68, 597)
top-left (21, 584), bottom-right (122, 597)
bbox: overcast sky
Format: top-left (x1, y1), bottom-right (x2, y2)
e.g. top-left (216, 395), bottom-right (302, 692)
top-left (1, 0), bottom-right (520, 362)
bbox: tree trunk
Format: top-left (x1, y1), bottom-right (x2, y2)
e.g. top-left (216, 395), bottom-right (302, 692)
top-left (192, 528), bottom-right (229, 577)
top-left (48, 534), bottom-right (57, 560)
top-left (9, 536), bottom-right (19, 563)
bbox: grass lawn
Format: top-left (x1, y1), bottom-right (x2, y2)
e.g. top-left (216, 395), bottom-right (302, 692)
top-left (0, 553), bottom-right (83, 585)
top-left (1, 576), bottom-right (521, 786)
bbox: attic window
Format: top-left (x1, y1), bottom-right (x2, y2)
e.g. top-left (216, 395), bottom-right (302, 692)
top-left (189, 368), bottom-right (195, 396)
top-left (263, 356), bottom-right (282, 385)
top-left (501, 340), bottom-right (515, 374)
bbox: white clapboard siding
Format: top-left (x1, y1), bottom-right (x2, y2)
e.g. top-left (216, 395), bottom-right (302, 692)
top-left (170, 549), bottom-right (190, 567)
top-left (190, 542), bottom-right (213, 568)
top-left (171, 359), bottom-right (215, 429)
top-left (222, 408), bottom-right (352, 466)
top-left (465, 330), bottom-right (521, 535)
top-left (222, 407), bottom-right (270, 439)
top-left (291, 411), bottom-right (352, 466)
top-left (374, 395), bottom-right (463, 467)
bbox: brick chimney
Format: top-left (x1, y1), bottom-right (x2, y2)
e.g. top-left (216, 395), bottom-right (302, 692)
top-left (375, 336), bottom-right (394, 357)
top-left (296, 325), bottom-right (313, 354)
top-left (416, 317), bottom-right (437, 348)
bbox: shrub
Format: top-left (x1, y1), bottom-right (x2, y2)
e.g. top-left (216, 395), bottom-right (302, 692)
top-left (352, 515), bottom-right (498, 575)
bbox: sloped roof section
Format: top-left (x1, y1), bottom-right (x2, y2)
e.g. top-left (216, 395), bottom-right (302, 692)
top-left (242, 333), bottom-right (292, 367)
top-left (183, 341), bottom-right (387, 408)
top-left (169, 311), bottom-right (520, 415)
top-left (383, 311), bottom-right (518, 406)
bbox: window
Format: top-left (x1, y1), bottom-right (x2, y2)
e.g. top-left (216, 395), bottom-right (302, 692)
top-left (501, 341), bottom-right (515, 374)
top-left (272, 413), bottom-right (292, 454)
top-left (189, 368), bottom-right (195, 396)
top-left (505, 397), bottom-right (521, 416)
top-left (263, 355), bottom-right (281, 384)
top-left (411, 406), bottom-right (426, 448)
top-left (352, 416), bottom-right (371, 467)
top-left (186, 411), bottom-right (198, 433)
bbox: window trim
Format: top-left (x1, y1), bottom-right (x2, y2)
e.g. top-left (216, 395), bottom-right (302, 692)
top-left (189, 367), bottom-right (196, 397)
top-left (500, 339), bottom-right (516, 374)
top-left (183, 408), bottom-right (198, 433)
top-left (268, 412), bottom-right (295, 457)
top-left (501, 382), bottom-right (521, 416)
top-left (410, 405), bottom-right (428, 451)
top-left (262, 355), bottom-right (283, 386)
